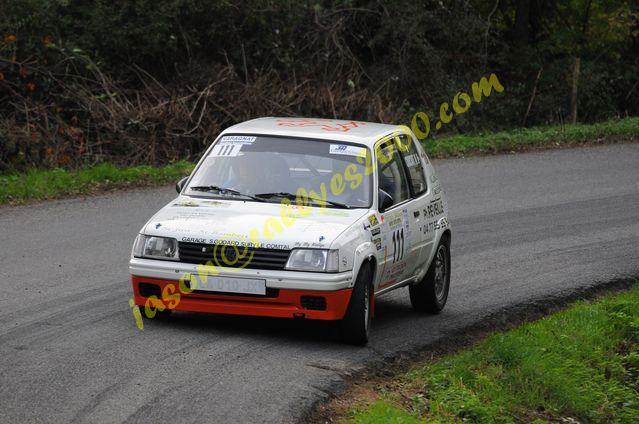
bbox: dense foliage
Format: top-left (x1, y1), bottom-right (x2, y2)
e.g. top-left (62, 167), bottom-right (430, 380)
top-left (1, 0), bottom-right (637, 170)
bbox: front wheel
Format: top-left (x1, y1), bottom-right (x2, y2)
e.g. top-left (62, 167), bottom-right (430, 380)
top-left (338, 263), bottom-right (373, 345)
top-left (409, 237), bottom-right (450, 313)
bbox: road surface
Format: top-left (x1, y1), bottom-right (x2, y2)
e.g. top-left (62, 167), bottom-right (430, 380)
top-left (1, 143), bottom-right (638, 423)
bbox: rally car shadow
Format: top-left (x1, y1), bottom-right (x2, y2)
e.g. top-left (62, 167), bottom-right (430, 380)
top-left (371, 292), bottom-right (448, 328)
top-left (148, 290), bottom-right (441, 345)
top-left (166, 312), bottom-right (337, 344)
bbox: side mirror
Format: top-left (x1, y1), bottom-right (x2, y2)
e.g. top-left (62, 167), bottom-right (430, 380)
top-left (378, 189), bottom-right (394, 212)
top-left (176, 177), bottom-right (189, 193)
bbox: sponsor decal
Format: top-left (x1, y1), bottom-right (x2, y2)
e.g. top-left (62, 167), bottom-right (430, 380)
top-left (181, 237), bottom-right (207, 243)
top-left (213, 239), bottom-right (290, 250)
top-left (219, 135), bottom-right (256, 144)
top-left (386, 211), bottom-right (403, 229)
top-left (392, 228), bottom-right (405, 263)
top-left (329, 144), bottom-right (367, 157)
top-left (367, 213), bottom-right (380, 227)
top-left (423, 198), bottom-right (444, 218)
top-left (374, 238), bottom-right (382, 251)
top-left (181, 236), bottom-right (290, 250)
top-left (422, 217), bottom-right (449, 234)
top-left (390, 261), bottom-right (407, 278)
top-left (211, 143), bottom-right (243, 157)
top-left (371, 227), bottom-right (381, 236)
top-left (275, 118), bottom-right (366, 133)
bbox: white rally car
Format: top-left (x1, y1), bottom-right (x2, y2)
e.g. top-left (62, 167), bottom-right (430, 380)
top-left (130, 118), bottom-right (451, 345)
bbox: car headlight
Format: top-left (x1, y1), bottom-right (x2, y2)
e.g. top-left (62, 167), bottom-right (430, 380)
top-left (285, 249), bottom-right (339, 273)
top-left (132, 234), bottom-right (179, 261)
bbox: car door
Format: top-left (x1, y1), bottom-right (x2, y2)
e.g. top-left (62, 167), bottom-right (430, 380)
top-left (373, 138), bottom-right (422, 290)
top-left (395, 134), bottom-right (437, 276)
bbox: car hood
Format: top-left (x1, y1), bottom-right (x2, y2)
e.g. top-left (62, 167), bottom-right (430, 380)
top-left (143, 196), bottom-right (370, 250)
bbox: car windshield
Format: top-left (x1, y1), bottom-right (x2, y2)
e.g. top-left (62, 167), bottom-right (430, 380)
top-left (185, 134), bottom-right (373, 208)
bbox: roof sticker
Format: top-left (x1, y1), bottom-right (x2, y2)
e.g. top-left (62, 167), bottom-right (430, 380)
top-left (219, 135), bottom-right (256, 144)
top-left (275, 118), bottom-right (366, 133)
top-left (329, 144), bottom-right (367, 157)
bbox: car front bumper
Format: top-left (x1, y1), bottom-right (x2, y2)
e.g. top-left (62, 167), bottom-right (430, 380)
top-left (129, 258), bottom-right (355, 320)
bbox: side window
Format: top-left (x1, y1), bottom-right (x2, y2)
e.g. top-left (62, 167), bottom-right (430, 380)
top-left (397, 135), bottom-right (428, 196)
top-left (376, 141), bottom-right (410, 207)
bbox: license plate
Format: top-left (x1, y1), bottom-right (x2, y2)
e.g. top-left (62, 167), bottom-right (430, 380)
top-left (191, 275), bottom-right (266, 295)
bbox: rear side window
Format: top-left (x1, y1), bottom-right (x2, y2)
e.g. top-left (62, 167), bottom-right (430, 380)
top-left (396, 135), bottom-right (427, 196)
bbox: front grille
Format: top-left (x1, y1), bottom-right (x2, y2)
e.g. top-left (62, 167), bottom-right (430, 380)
top-left (178, 242), bottom-right (290, 270)
top-left (300, 296), bottom-right (327, 311)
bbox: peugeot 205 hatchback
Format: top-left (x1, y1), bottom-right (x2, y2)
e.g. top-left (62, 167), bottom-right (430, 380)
top-left (130, 117), bottom-right (451, 345)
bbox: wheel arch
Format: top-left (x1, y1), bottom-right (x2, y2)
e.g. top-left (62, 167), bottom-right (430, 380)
top-left (350, 241), bottom-right (377, 287)
top-left (352, 253), bottom-right (376, 283)
top-left (361, 254), bottom-right (377, 283)
top-left (441, 229), bottom-right (451, 245)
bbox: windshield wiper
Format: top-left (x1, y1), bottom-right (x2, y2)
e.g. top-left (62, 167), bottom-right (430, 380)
top-left (190, 185), bottom-right (241, 194)
top-left (312, 198), bottom-right (351, 209)
top-left (189, 185), bottom-right (265, 202)
top-left (255, 191), bottom-right (297, 200)
top-left (255, 192), bottom-right (351, 209)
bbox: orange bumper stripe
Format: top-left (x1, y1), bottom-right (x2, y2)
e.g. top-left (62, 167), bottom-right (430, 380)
top-left (131, 275), bottom-right (353, 320)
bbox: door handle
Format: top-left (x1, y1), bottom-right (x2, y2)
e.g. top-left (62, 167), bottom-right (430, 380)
top-left (413, 210), bottom-right (420, 217)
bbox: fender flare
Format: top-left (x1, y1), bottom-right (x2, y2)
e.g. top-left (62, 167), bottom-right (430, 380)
top-left (350, 241), bottom-right (377, 288)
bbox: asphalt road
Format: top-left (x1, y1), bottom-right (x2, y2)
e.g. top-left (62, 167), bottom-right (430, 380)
top-left (1, 143), bottom-right (638, 424)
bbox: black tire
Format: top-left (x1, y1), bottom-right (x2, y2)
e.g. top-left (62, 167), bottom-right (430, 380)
top-left (338, 263), bottom-right (373, 345)
top-left (139, 303), bottom-right (173, 320)
top-left (409, 237), bottom-right (450, 313)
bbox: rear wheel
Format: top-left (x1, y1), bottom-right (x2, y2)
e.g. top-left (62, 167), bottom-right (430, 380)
top-left (338, 263), bottom-right (373, 345)
top-left (409, 237), bottom-right (450, 313)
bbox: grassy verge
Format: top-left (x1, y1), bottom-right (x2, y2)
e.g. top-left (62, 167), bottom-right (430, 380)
top-left (0, 160), bottom-right (194, 205)
top-left (1, 117), bottom-right (637, 205)
top-left (423, 116), bottom-right (639, 158)
top-left (346, 283), bottom-right (639, 423)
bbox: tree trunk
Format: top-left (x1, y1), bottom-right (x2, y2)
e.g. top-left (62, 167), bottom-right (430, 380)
top-left (523, 67), bottom-right (543, 126)
top-left (570, 56), bottom-right (580, 124)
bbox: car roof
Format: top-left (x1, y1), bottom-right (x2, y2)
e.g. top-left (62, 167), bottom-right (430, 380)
top-left (219, 117), bottom-right (403, 147)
